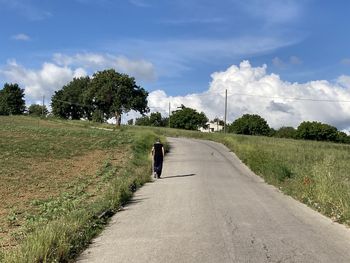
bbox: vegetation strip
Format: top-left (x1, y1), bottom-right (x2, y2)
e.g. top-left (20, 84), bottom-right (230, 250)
top-left (0, 117), bottom-right (162, 262)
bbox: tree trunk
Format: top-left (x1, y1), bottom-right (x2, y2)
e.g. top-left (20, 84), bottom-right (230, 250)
top-left (115, 111), bottom-right (122, 126)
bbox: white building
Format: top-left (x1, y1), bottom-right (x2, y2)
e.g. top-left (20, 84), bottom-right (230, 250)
top-left (199, 121), bottom-right (224, 133)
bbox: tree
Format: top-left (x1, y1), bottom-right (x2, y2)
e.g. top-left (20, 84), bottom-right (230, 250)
top-left (0, 83), bottom-right (25, 115)
top-left (127, 119), bottom-right (134, 125)
top-left (212, 117), bottom-right (225, 126)
top-left (135, 115), bottom-right (150, 126)
top-left (274, 126), bottom-right (297, 139)
top-left (85, 69), bottom-right (149, 125)
top-left (296, 121), bottom-right (339, 142)
top-left (28, 104), bottom-right (48, 116)
top-left (170, 105), bottom-right (208, 130)
top-left (51, 77), bottom-right (91, 120)
top-left (229, 114), bottom-right (270, 136)
top-left (149, 112), bottom-right (163, 126)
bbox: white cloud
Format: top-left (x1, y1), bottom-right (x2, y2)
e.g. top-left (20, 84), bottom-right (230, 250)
top-left (337, 75), bottom-right (350, 88)
top-left (0, 52), bottom-right (155, 105)
top-left (0, 59), bottom-right (86, 102)
top-left (53, 53), bottom-right (156, 81)
top-left (11, 33), bottom-right (31, 41)
top-left (146, 61), bottom-right (350, 131)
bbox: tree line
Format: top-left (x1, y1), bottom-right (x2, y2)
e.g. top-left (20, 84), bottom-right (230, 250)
top-left (1, 68), bottom-right (349, 143)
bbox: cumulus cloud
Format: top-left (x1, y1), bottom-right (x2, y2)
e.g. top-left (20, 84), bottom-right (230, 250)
top-left (147, 61), bottom-right (350, 131)
top-left (53, 53), bottom-right (156, 81)
top-left (0, 60), bottom-right (86, 102)
top-left (0, 53), bottom-right (155, 105)
top-left (11, 33), bottom-right (31, 41)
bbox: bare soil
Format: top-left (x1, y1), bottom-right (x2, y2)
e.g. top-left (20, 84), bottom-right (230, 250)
top-left (0, 148), bottom-right (128, 250)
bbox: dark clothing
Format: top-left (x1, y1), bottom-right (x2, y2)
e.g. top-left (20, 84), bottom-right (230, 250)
top-left (153, 143), bottom-right (163, 177)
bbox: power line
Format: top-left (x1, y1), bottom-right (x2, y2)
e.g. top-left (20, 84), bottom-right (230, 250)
top-left (227, 93), bottom-right (350, 103)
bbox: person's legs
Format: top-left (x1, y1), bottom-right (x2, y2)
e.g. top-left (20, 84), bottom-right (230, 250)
top-left (157, 162), bottom-right (163, 178)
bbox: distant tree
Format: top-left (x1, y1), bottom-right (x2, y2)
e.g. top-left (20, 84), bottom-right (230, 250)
top-left (85, 69), bottom-right (149, 125)
top-left (296, 121), bottom-right (338, 142)
top-left (161, 116), bottom-right (169, 127)
top-left (0, 83), bottom-right (25, 115)
top-left (170, 105), bottom-right (208, 130)
top-left (274, 126), bottom-right (297, 139)
top-left (51, 77), bottom-right (91, 120)
top-left (127, 119), bottom-right (134, 125)
top-left (28, 104), bottom-right (48, 116)
top-left (149, 112), bottom-right (162, 126)
top-left (229, 114), bottom-right (270, 136)
top-left (336, 131), bottom-right (350, 144)
top-left (212, 117), bottom-right (225, 126)
top-left (135, 115), bottom-right (150, 126)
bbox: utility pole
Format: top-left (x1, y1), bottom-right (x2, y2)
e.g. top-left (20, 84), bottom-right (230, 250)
top-left (168, 102), bottom-right (171, 128)
top-left (42, 95), bottom-right (45, 118)
top-left (224, 89), bottom-right (227, 134)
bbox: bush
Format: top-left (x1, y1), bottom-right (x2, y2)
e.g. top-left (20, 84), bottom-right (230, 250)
top-left (296, 121), bottom-right (339, 142)
top-left (229, 114), bottom-right (270, 136)
top-left (274, 126), bottom-right (297, 139)
top-left (28, 104), bottom-right (48, 117)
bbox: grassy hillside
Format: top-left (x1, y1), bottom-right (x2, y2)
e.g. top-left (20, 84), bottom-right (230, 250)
top-left (1, 118), bottom-right (349, 261)
top-left (149, 127), bottom-right (350, 225)
top-left (0, 116), bottom-right (160, 262)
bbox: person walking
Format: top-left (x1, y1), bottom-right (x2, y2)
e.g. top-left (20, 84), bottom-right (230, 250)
top-left (152, 138), bottom-right (164, 179)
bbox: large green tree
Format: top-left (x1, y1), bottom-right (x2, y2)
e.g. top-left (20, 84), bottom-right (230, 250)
top-left (170, 105), bottom-right (208, 130)
top-left (51, 77), bottom-right (91, 120)
top-left (229, 114), bottom-right (270, 136)
top-left (85, 69), bottom-right (149, 125)
top-left (296, 121), bottom-right (339, 142)
top-left (0, 83), bottom-right (25, 115)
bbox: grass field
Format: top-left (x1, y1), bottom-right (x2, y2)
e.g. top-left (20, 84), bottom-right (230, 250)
top-left (1, 118), bottom-right (349, 261)
top-left (0, 116), bottom-right (159, 262)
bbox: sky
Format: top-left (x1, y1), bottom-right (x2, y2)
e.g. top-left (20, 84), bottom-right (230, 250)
top-left (1, 0), bottom-right (350, 130)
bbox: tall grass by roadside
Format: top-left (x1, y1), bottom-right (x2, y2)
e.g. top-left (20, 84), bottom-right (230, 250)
top-left (0, 117), bottom-right (161, 262)
top-left (146, 126), bottom-right (350, 225)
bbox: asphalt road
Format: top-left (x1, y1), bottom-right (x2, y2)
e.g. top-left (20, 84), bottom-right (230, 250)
top-left (77, 137), bottom-right (350, 263)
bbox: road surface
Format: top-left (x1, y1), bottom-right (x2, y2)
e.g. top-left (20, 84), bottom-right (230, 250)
top-left (77, 137), bottom-right (350, 262)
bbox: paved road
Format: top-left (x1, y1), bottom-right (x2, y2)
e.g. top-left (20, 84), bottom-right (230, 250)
top-left (77, 137), bottom-right (350, 263)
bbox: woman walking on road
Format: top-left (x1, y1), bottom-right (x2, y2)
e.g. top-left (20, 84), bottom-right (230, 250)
top-left (152, 138), bottom-right (164, 179)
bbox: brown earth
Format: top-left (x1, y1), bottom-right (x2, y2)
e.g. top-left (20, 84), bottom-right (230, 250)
top-left (0, 147), bottom-right (129, 250)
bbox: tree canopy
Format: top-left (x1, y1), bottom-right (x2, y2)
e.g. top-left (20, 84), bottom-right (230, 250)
top-left (51, 77), bottom-right (91, 120)
top-left (135, 112), bottom-right (168, 127)
top-left (0, 83), bottom-right (25, 115)
top-left (85, 69), bottom-right (149, 125)
top-left (229, 114), bottom-right (270, 136)
top-left (296, 121), bottom-right (339, 142)
top-left (28, 104), bottom-right (48, 116)
top-left (170, 105), bottom-right (208, 130)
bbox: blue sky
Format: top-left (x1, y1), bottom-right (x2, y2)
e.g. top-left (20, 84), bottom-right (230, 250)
top-left (1, 0), bottom-right (350, 129)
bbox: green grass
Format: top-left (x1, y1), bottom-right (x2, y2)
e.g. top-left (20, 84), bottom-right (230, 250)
top-left (0, 116), bottom-right (161, 262)
top-left (2, 117), bottom-right (349, 261)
